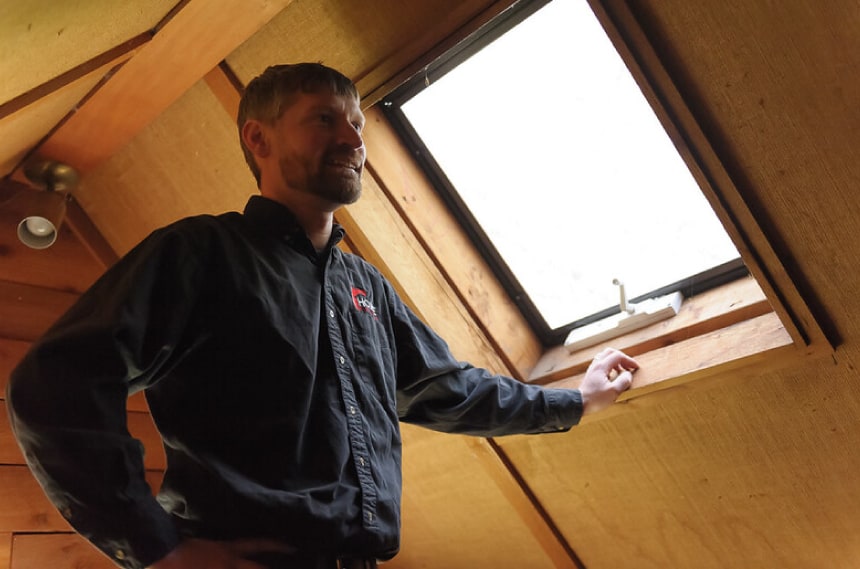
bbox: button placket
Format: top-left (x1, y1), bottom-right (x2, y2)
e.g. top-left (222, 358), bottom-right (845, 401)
top-left (324, 284), bottom-right (378, 528)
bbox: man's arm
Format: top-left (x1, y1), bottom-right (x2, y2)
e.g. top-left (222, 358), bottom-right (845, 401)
top-left (6, 226), bottom-right (205, 569)
top-left (386, 280), bottom-right (636, 436)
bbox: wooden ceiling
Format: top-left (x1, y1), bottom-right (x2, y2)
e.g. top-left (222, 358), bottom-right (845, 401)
top-left (2, 1), bottom-right (860, 568)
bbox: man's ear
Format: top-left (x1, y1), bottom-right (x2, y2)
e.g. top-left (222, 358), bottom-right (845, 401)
top-left (241, 119), bottom-right (271, 159)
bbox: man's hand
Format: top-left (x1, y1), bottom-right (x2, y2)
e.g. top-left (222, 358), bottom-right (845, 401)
top-left (148, 537), bottom-right (295, 569)
top-left (575, 347), bottom-right (639, 415)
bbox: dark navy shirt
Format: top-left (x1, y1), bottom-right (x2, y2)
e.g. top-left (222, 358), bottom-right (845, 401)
top-left (6, 196), bottom-right (583, 568)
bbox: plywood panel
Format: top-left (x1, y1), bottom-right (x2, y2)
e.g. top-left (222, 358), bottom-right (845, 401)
top-left (74, 79), bottom-right (257, 255)
top-left (11, 534), bottom-right (115, 569)
top-left (226, 0), bottom-right (499, 98)
top-left (386, 425), bottom-right (571, 569)
top-left (498, 350), bottom-right (860, 569)
top-left (0, 0), bottom-right (175, 104)
top-left (625, 0), bottom-right (859, 345)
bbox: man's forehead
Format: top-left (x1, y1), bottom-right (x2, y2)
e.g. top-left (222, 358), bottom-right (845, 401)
top-left (284, 90), bottom-right (364, 121)
top-left (292, 89), bottom-right (360, 108)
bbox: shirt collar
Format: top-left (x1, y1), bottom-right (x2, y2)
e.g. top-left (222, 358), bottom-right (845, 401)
top-left (243, 195), bottom-right (345, 247)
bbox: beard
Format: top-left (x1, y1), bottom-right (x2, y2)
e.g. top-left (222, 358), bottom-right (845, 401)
top-left (279, 151), bottom-right (363, 206)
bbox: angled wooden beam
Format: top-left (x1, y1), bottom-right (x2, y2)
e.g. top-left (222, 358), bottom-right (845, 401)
top-left (38, 0), bottom-right (294, 174)
top-left (64, 197), bottom-right (119, 269)
top-left (0, 34), bottom-right (149, 122)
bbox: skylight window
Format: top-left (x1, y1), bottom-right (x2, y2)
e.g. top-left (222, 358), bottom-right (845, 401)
top-left (384, 0), bottom-right (742, 342)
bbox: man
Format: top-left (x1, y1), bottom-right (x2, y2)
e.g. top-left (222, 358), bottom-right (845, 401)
top-left (6, 63), bottom-right (637, 569)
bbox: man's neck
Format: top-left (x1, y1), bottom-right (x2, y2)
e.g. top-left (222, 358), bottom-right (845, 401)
top-left (261, 193), bottom-right (336, 251)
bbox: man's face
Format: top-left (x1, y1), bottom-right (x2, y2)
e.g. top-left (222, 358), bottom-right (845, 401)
top-left (269, 89), bottom-right (366, 207)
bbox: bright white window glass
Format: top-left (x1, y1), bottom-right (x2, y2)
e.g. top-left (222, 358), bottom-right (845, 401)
top-left (401, 0), bottom-right (740, 330)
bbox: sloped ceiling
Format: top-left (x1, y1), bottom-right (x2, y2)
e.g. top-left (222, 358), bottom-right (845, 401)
top-left (2, 1), bottom-right (860, 568)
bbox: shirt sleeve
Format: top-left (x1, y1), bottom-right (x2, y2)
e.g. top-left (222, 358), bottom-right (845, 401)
top-left (5, 223), bottom-right (207, 568)
top-left (387, 281), bottom-right (583, 437)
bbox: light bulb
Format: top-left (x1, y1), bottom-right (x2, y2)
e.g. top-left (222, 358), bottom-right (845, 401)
top-left (24, 216), bottom-right (55, 237)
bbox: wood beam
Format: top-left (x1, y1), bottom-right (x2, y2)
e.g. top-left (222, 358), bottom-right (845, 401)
top-left (64, 197), bottom-right (119, 269)
top-left (0, 34), bottom-right (148, 122)
top-left (37, 0), bottom-right (294, 174)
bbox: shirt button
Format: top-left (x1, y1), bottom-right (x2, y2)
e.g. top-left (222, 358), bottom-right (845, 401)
top-left (329, 309), bottom-right (335, 318)
top-left (358, 457), bottom-right (365, 466)
top-left (114, 549), bottom-right (127, 560)
top-left (339, 356), bottom-right (345, 365)
top-left (349, 406), bottom-right (357, 415)
top-left (366, 511), bottom-right (374, 521)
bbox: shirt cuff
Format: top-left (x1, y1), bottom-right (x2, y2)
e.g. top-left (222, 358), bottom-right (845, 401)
top-left (65, 497), bottom-right (181, 569)
top-left (543, 388), bottom-right (584, 432)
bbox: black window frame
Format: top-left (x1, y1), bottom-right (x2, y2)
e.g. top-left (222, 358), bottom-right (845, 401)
top-left (380, 0), bottom-right (747, 346)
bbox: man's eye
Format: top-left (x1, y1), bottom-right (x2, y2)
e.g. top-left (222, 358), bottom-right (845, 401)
top-left (319, 114), bottom-right (333, 124)
top-left (352, 122), bottom-right (364, 133)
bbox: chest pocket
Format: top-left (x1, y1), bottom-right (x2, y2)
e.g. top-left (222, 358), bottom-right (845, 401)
top-left (342, 283), bottom-right (397, 411)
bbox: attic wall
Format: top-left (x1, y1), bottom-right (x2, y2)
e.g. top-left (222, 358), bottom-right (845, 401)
top-left (2, 1), bottom-right (860, 568)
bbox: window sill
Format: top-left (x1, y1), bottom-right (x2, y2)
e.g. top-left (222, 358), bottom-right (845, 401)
top-left (526, 276), bottom-right (809, 413)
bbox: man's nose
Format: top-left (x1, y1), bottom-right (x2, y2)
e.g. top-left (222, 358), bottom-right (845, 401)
top-left (337, 119), bottom-right (364, 149)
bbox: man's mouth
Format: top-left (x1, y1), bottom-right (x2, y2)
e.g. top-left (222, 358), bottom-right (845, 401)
top-left (325, 158), bottom-right (362, 173)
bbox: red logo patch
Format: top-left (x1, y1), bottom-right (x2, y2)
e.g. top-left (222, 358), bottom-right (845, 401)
top-left (351, 287), bottom-right (378, 319)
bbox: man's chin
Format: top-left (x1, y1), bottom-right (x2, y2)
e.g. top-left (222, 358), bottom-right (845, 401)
top-left (319, 179), bottom-right (362, 206)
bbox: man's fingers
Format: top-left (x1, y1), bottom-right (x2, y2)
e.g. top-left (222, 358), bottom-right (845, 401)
top-left (591, 348), bottom-right (639, 373)
top-left (613, 369), bottom-right (633, 392)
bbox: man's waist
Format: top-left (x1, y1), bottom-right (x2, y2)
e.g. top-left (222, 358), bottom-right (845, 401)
top-left (244, 551), bottom-right (378, 569)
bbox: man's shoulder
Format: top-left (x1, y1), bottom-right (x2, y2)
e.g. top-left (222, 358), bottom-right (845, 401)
top-left (151, 210), bottom-right (244, 241)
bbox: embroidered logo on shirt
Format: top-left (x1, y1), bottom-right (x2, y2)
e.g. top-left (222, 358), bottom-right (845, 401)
top-left (351, 287), bottom-right (378, 319)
